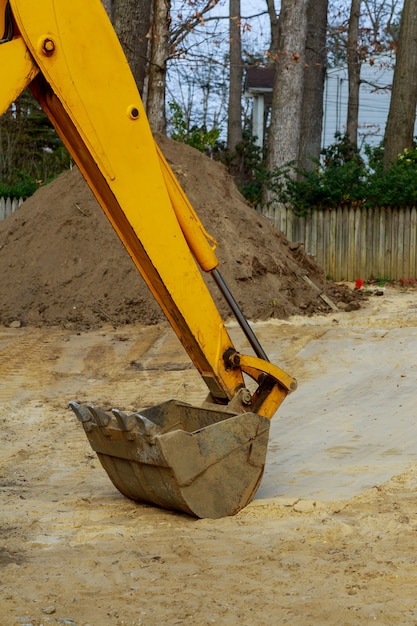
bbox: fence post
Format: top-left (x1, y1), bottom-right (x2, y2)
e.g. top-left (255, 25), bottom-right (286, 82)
top-left (0, 196), bottom-right (24, 221)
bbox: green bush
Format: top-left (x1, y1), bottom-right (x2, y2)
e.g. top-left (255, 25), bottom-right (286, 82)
top-left (267, 133), bottom-right (367, 215)
top-left (264, 134), bottom-right (417, 214)
top-left (1, 90), bottom-right (73, 199)
top-left (168, 101), bottom-right (222, 156)
top-left (366, 145), bottom-right (417, 207)
top-left (222, 130), bottom-right (268, 206)
top-left (0, 173), bottom-right (38, 198)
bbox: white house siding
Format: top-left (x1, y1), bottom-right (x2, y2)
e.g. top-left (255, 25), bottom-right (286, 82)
top-left (322, 54), bottom-right (417, 151)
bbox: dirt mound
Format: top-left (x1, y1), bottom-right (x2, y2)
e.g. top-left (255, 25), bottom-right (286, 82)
top-left (0, 134), bottom-right (363, 329)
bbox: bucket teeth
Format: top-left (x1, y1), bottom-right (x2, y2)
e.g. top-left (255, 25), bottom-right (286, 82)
top-left (131, 413), bottom-right (162, 437)
top-left (69, 401), bottom-right (93, 423)
top-left (111, 408), bottom-right (135, 431)
top-left (86, 404), bottom-right (112, 427)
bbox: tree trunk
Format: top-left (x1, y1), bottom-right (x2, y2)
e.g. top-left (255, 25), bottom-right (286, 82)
top-left (266, 0), bottom-right (280, 61)
top-left (112, 0), bottom-right (152, 96)
top-left (227, 0), bottom-right (243, 151)
top-left (147, 0), bottom-right (170, 134)
top-left (266, 0), bottom-right (309, 173)
top-left (101, 0), bottom-right (112, 19)
top-left (346, 0), bottom-right (361, 146)
top-left (383, 0), bottom-right (417, 166)
top-left (299, 0), bottom-right (328, 171)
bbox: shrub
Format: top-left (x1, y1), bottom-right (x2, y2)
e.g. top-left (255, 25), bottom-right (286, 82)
top-left (0, 173), bottom-right (38, 198)
top-left (222, 130), bottom-right (268, 206)
top-left (264, 135), bottom-right (417, 214)
top-left (266, 133), bottom-right (367, 215)
top-left (366, 145), bottom-right (417, 207)
top-left (168, 101), bottom-right (222, 156)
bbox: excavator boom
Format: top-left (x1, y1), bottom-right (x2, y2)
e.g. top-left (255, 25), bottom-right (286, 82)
top-left (0, 0), bottom-right (296, 517)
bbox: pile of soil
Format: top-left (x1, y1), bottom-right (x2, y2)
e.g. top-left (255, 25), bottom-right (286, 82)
top-left (0, 134), bottom-right (363, 329)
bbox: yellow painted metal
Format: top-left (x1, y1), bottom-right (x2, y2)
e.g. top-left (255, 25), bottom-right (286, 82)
top-left (10, 0), bottom-right (244, 402)
top-left (238, 354), bottom-right (297, 393)
top-left (156, 143), bottom-right (219, 273)
top-left (6, 0), bottom-right (295, 418)
top-left (237, 354), bottom-right (297, 417)
top-left (0, 0), bottom-right (7, 38)
top-left (0, 36), bottom-right (39, 115)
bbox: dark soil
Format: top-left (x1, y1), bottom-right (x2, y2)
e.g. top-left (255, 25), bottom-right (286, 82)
top-left (0, 134), bottom-right (364, 330)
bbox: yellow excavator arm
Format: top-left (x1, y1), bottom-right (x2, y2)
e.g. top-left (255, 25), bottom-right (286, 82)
top-left (0, 0), bottom-right (296, 517)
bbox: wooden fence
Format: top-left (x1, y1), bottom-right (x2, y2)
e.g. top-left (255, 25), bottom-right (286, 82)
top-left (262, 204), bottom-right (417, 281)
top-left (1, 194), bottom-right (416, 281)
top-left (0, 196), bottom-right (24, 221)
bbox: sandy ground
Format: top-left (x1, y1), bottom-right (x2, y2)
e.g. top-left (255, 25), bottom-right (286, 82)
top-left (2, 285), bottom-right (417, 625)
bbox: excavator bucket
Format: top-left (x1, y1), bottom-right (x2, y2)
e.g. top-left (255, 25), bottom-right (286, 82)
top-left (69, 400), bottom-right (270, 519)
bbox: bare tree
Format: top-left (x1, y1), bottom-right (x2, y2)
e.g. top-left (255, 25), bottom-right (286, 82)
top-left (383, 0), bottom-right (417, 166)
top-left (266, 0), bottom-right (309, 173)
top-left (228, 0), bottom-right (243, 151)
top-left (346, 0), bottom-right (362, 146)
top-left (327, 0), bottom-right (401, 66)
top-left (299, 0), bottom-right (329, 170)
top-left (146, 0), bottom-right (223, 135)
top-left (362, 0), bottom-right (402, 46)
top-left (147, 0), bottom-right (170, 133)
top-left (112, 0), bottom-right (152, 96)
top-left (167, 49), bottom-right (229, 136)
top-left (326, 0), bottom-right (400, 149)
top-left (266, 0), bottom-right (280, 60)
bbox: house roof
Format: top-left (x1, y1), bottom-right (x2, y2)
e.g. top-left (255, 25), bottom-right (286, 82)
top-left (245, 67), bottom-right (275, 93)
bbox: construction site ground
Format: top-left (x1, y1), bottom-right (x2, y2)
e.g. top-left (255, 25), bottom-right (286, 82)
top-left (2, 285), bottom-right (417, 626)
